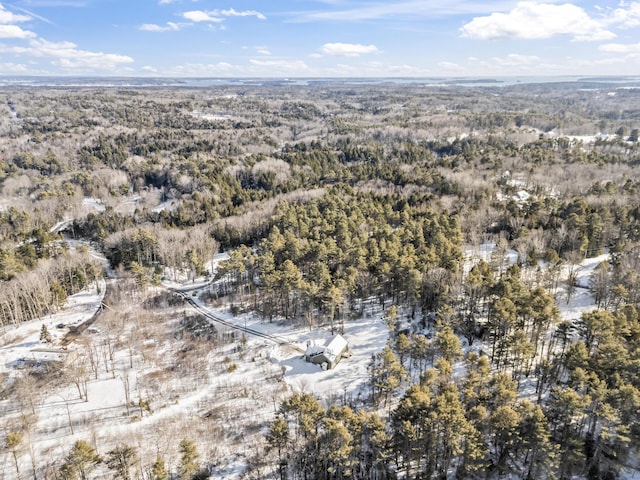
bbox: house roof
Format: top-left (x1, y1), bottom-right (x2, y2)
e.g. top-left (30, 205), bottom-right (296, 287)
top-left (29, 348), bottom-right (74, 363)
top-left (305, 334), bottom-right (348, 363)
top-left (325, 335), bottom-right (348, 356)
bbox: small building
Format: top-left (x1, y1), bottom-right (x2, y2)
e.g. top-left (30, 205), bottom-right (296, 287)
top-left (26, 348), bottom-right (78, 368)
top-left (304, 335), bottom-right (348, 370)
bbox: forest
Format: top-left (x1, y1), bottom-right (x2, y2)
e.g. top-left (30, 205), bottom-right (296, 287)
top-left (1, 79), bottom-right (640, 480)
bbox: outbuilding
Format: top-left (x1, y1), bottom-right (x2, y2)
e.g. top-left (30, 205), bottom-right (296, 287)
top-left (26, 348), bottom-right (78, 368)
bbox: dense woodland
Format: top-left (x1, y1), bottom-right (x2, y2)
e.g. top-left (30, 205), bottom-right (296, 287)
top-left (1, 80), bottom-right (640, 479)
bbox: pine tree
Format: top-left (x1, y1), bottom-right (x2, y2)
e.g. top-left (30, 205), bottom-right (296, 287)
top-left (354, 411), bottom-right (392, 479)
top-left (458, 422), bottom-right (489, 478)
top-left (410, 334), bottom-right (430, 375)
top-left (428, 384), bottom-right (471, 478)
top-left (177, 439), bottom-right (200, 480)
top-left (150, 456), bottom-right (169, 480)
top-left (576, 310), bottom-right (615, 354)
top-left (520, 403), bottom-right (557, 480)
top-left (460, 260), bottom-right (495, 345)
top-left (384, 305), bottom-right (399, 331)
top-left (546, 387), bottom-right (588, 479)
top-left (266, 416), bottom-right (289, 480)
top-left (490, 405), bottom-right (522, 475)
top-left (434, 324), bottom-right (462, 363)
top-left (40, 323), bottom-right (52, 343)
top-left (5, 432), bottom-right (23, 480)
top-left (391, 384), bottom-right (431, 476)
top-left (319, 417), bottom-right (354, 478)
top-left (106, 444), bottom-right (138, 480)
top-left (279, 392), bottom-right (325, 478)
top-left (394, 333), bottom-right (412, 370)
top-left (489, 296), bottom-right (517, 364)
top-left (370, 346), bottom-right (406, 406)
top-left (59, 440), bottom-right (102, 480)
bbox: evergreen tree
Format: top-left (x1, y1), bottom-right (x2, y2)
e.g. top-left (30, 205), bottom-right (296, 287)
top-left (266, 416), bottom-right (289, 480)
top-left (434, 324), bottom-right (462, 363)
top-left (546, 387), bottom-right (589, 479)
top-left (384, 305), bottom-right (399, 332)
top-left (370, 346), bottom-right (406, 406)
top-left (59, 440), bottom-right (102, 480)
top-left (410, 334), bottom-right (431, 375)
top-left (150, 456), bottom-right (169, 480)
top-left (427, 384), bottom-right (471, 478)
top-left (106, 444), bottom-right (138, 480)
top-left (40, 324), bottom-right (52, 343)
top-left (4, 432), bottom-right (23, 480)
top-left (489, 296), bottom-right (517, 364)
top-left (490, 405), bottom-right (521, 476)
top-left (354, 411), bottom-right (392, 479)
top-left (520, 403), bottom-right (557, 480)
top-left (391, 384), bottom-right (432, 476)
top-left (177, 439), bottom-right (200, 480)
top-left (319, 417), bottom-right (354, 479)
top-left (394, 333), bottom-right (412, 370)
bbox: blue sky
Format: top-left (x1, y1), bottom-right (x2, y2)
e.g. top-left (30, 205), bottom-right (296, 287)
top-left (0, 1), bottom-right (639, 77)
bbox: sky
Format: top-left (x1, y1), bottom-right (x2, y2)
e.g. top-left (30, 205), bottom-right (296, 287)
top-left (0, 0), bottom-right (639, 77)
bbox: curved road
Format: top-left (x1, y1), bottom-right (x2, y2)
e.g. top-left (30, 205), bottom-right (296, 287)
top-left (172, 290), bottom-right (305, 353)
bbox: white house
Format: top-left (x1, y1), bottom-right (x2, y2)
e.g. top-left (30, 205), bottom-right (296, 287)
top-left (304, 334), bottom-right (348, 370)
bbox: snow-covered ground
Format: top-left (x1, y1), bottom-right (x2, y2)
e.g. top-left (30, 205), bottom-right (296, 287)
top-left (190, 111), bottom-right (232, 122)
top-left (0, 279), bottom-right (106, 379)
top-left (151, 199), bottom-right (180, 213)
top-left (82, 196), bottom-right (106, 212)
top-left (559, 253), bottom-right (609, 322)
top-left (189, 300), bottom-right (389, 403)
top-left (464, 242), bottom-right (607, 324)
top-left (0, 250), bottom-right (388, 480)
top-left (0, 245), bottom-right (613, 480)
top-left (462, 242), bottom-right (518, 276)
top-left (275, 314), bottom-right (387, 402)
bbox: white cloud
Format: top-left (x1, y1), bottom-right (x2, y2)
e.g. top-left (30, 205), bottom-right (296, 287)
top-left (460, 2), bottom-right (615, 41)
top-left (0, 38), bottom-right (134, 70)
top-left (328, 63), bottom-right (357, 74)
top-left (183, 10), bottom-right (222, 23)
top-left (182, 8), bottom-right (266, 23)
top-left (0, 4), bottom-right (31, 23)
top-left (292, 1), bottom-right (516, 22)
top-left (140, 22), bottom-right (183, 32)
top-left (320, 42), bottom-right (380, 56)
top-left (256, 47), bottom-right (271, 55)
top-left (438, 61), bottom-right (463, 71)
top-left (220, 8), bottom-right (266, 20)
top-left (608, 2), bottom-right (640, 28)
top-left (385, 63), bottom-right (428, 75)
top-left (599, 42), bottom-right (640, 53)
top-left (0, 24), bottom-right (36, 38)
top-left (0, 62), bottom-right (30, 73)
top-left (492, 53), bottom-right (540, 66)
top-left (164, 62), bottom-right (240, 76)
top-left (13, 1), bottom-right (86, 6)
top-left (249, 58), bottom-right (311, 72)
top-left (0, 2), bottom-right (134, 73)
